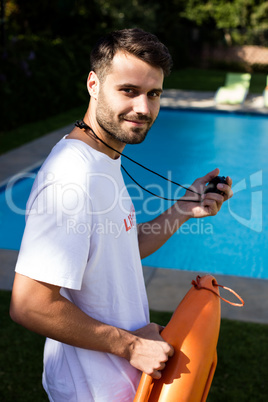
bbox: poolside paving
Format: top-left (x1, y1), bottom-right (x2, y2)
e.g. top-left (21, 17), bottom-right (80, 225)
top-left (1, 90), bottom-right (268, 324)
top-left (0, 124), bottom-right (74, 186)
top-left (160, 89), bottom-right (267, 113)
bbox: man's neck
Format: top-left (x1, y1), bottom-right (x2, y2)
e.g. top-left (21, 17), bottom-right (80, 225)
top-left (67, 107), bottom-right (125, 160)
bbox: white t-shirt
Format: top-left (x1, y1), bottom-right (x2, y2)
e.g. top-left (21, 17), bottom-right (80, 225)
top-left (15, 137), bottom-right (149, 401)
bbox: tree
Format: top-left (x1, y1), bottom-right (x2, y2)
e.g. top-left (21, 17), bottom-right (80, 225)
top-left (180, 0), bottom-right (263, 45)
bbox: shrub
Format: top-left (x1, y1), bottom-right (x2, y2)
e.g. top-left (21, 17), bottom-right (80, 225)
top-left (0, 36), bottom-right (91, 131)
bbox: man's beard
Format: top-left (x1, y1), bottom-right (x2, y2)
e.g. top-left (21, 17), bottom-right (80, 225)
top-left (97, 115), bottom-right (152, 144)
top-left (96, 99), bottom-right (154, 145)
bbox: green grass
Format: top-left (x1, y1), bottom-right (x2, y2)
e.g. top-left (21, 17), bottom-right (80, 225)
top-left (164, 68), bottom-right (267, 94)
top-left (151, 311), bottom-right (268, 402)
top-left (1, 291), bottom-right (267, 401)
top-left (0, 291), bottom-right (47, 402)
top-left (1, 68), bottom-right (267, 156)
top-left (0, 104), bottom-right (85, 156)
top-left (164, 69), bottom-right (227, 92)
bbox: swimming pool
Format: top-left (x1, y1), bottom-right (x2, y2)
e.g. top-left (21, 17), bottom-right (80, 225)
top-left (1, 109), bottom-right (267, 279)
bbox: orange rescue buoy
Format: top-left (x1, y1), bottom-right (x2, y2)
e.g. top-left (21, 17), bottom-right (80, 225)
top-left (134, 274), bottom-right (244, 402)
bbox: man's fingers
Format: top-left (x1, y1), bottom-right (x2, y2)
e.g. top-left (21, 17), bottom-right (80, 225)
top-left (152, 369), bottom-right (162, 379)
top-left (219, 178), bottom-right (233, 200)
top-left (151, 362), bottom-right (167, 379)
top-left (157, 362), bottom-right (166, 371)
top-left (226, 175), bottom-right (232, 187)
top-left (201, 168), bottom-right (220, 184)
top-left (130, 323), bottom-right (175, 378)
top-left (168, 344), bottom-right (174, 357)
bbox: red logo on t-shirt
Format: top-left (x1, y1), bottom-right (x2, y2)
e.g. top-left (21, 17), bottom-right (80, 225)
top-left (124, 204), bottom-right (135, 232)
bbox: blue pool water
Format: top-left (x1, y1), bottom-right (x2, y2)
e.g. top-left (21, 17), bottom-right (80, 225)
top-left (1, 109), bottom-right (268, 279)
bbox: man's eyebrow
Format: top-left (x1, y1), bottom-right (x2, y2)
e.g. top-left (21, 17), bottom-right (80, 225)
top-left (116, 83), bottom-right (163, 93)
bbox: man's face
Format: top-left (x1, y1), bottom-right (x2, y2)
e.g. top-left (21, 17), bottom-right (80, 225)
top-left (95, 51), bottom-right (164, 145)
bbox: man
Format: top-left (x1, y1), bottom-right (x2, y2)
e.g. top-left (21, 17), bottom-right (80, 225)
top-left (10, 28), bottom-right (232, 401)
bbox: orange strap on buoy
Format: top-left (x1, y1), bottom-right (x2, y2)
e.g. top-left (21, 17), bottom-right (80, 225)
top-left (192, 275), bottom-right (245, 307)
top-left (134, 274), bottom-right (244, 402)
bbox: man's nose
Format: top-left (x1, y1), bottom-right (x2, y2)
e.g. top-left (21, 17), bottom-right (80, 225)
top-left (133, 95), bottom-right (150, 115)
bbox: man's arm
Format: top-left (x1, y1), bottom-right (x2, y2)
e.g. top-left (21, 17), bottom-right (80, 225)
top-left (10, 272), bottom-right (173, 379)
top-left (138, 169), bottom-right (233, 259)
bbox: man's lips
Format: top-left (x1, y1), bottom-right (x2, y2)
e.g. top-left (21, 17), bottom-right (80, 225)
top-left (125, 119), bottom-right (146, 125)
top-left (122, 116), bottom-right (152, 125)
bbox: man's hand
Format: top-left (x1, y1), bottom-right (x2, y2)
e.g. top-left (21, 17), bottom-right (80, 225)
top-left (180, 168), bottom-right (233, 218)
top-left (138, 168), bottom-right (233, 260)
top-left (127, 323), bottom-right (174, 379)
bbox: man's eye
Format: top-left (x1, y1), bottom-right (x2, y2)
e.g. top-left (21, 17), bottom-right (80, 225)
top-left (122, 88), bottom-right (134, 94)
top-left (149, 91), bottom-right (161, 98)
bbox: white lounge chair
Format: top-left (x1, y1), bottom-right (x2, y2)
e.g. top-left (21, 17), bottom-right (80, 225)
top-left (215, 73), bottom-right (251, 105)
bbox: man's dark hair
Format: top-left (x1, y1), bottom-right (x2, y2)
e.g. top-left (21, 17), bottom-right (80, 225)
top-left (90, 28), bottom-right (173, 80)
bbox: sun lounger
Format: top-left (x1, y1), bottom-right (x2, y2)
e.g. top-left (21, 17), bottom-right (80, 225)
top-left (215, 73), bottom-right (251, 105)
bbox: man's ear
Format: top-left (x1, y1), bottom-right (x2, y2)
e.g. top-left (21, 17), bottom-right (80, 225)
top-left (87, 71), bottom-right (99, 99)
